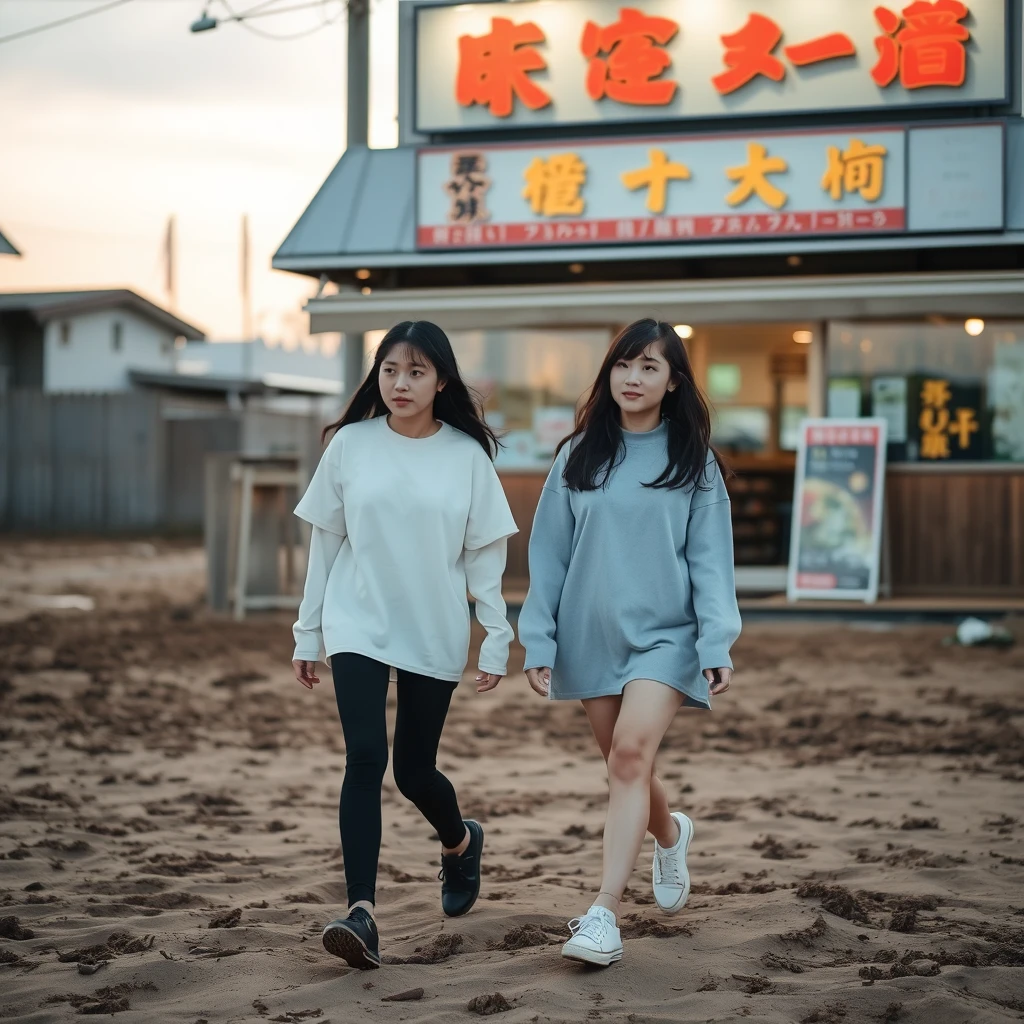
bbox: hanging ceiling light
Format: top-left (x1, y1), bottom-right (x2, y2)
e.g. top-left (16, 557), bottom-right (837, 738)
top-left (964, 318), bottom-right (985, 336)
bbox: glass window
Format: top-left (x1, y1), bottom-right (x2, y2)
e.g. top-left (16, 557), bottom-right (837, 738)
top-left (827, 321), bottom-right (1024, 463)
top-left (111, 321), bottom-right (123, 353)
top-left (447, 329), bottom-right (612, 469)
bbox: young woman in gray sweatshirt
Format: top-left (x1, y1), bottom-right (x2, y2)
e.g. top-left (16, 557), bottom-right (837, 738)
top-left (518, 318), bottom-right (741, 967)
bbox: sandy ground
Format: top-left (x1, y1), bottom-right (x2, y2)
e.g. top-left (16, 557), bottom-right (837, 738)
top-left (1, 539), bottom-right (1023, 1024)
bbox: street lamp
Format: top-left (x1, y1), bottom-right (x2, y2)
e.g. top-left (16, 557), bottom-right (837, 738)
top-left (190, 9), bottom-right (219, 32)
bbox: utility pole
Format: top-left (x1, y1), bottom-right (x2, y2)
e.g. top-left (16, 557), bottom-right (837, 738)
top-left (241, 213), bottom-right (252, 339)
top-left (347, 0), bottom-right (369, 148)
top-left (164, 215), bottom-right (177, 310)
top-left (341, 0), bottom-right (370, 402)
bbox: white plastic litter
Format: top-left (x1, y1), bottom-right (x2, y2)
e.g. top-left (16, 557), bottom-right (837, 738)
top-left (956, 617), bottom-right (994, 646)
top-left (27, 594), bottom-right (96, 612)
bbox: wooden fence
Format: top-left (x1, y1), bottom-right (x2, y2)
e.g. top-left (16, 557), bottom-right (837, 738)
top-left (0, 390), bottom-right (323, 534)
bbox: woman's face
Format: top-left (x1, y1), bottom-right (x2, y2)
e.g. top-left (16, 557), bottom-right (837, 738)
top-left (608, 342), bottom-right (675, 417)
top-left (379, 344), bottom-right (444, 420)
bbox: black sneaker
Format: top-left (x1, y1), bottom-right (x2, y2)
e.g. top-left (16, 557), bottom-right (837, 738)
top-left (322, 907), bottom-right (381, 969)
top-left (439, 819), bottom-right (484, 918)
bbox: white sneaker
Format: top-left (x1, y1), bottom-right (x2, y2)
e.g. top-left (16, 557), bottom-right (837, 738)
top-left (652, 811), bottom-right (693, 914)
top-left (561, 905), bottom-right (623, 966)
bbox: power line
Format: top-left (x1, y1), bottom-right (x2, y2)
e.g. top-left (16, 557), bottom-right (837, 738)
top-left (215, 0), bottom-right (343, 40)
top-left (0, 0), bottom-right (135, 45)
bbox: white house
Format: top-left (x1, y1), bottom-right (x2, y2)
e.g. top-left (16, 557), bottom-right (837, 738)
top-left (0, 288), bottom-right (205, 393)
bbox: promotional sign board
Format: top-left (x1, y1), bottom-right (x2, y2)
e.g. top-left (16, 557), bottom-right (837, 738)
top-left (419, 127), bottom-right (906, 250)
top-left (415, 0), bottom-right (1008, 134)
top-left (906, 377), bottom-right (986, 461)
top-left (787, 419), bottom-right (888, 603)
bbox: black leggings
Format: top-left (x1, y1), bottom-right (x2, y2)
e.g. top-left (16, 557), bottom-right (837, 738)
top-left (331, 653), bottom-right (466, 907)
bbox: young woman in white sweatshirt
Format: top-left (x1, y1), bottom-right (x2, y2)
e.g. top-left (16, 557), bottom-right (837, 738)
top-left (291, 320), bottom-right (517, 970)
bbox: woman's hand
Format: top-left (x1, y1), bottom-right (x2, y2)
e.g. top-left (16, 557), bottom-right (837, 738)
top-left (475, 672), bottom-right (502, 693)
top-left (704, 667), bottom-right (732, 695)
top-left (526, 667), bottom-right (550, 697)
top-left (293, 659), bottom-right (321, 690)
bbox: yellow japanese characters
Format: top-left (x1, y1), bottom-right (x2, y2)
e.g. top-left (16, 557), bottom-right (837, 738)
top-left (822, 139), bottom-right (887, 201)
top-left (725, 143), bottom-right (789, 211)
top-left (508, 137), bottom-right (890, 218)
top-left (621, 149), bottom-right (692, 215)
top-left (919, 379), bottom-right (979, 459)
top-left (522, 154), bottom-right (588, 216)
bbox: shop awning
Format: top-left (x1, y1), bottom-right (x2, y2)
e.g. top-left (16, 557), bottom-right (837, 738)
top-left (272, 140), bottom-right (1024, 277)
top-left (305, 270), bottom-right (1024, 334)
top-left (274, 146), bottom-right (417, 267)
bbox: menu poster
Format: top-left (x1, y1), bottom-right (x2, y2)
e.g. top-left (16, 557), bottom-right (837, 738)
top-left (788, 418), bottom-right (888, 603)
top-left (827, 378), bottom-right (862, 419)
top-left (871, 377), bottom-right (908, 444)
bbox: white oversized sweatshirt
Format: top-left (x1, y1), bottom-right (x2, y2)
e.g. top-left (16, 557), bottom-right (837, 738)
top-left (292, 416), bottom-right (518, 681)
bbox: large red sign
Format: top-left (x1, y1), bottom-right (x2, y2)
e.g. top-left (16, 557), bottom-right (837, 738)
top-left (454, 2), bottom-right (973, 119)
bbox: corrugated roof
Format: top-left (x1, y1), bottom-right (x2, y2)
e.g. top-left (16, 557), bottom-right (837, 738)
top-left (0, 229), bottom-right (19, 256)
top-left (0, 288), bottom-right (205, 340)
top-left (273, 145), bottom-right (416, 266)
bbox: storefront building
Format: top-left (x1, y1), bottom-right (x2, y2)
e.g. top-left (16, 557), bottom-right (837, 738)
top-left (275, 0), bottom-right (1024, 597)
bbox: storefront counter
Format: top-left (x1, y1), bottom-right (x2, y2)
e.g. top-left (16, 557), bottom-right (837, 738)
top-left (886, 463), bottom-right (1024, 596)
top-left (499, 462), bottom-right (1024, 598)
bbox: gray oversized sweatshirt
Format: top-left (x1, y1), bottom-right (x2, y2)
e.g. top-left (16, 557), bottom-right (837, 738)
top-left (518, 420), bottom-right (741, 707)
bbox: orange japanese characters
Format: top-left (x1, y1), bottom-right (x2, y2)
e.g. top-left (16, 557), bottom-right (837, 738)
top-left (726, 142), bottom-right (788, 210)
top-left (784, 32), bottom-right (857, 67)
top-left (457, 17), bottom-right (552, 117)
top-left (621, 149), bottom-right (691, 213)
top-left (581, 7), bottom-right (679, 105)
top-left (872, 1), bottom-right (971, 89)
top-left (523, 154), bottom-right (587, 217)
top-left (712, 13), bottom-right (785, 95)
top-left (712, 13), bottom-right (859, 94)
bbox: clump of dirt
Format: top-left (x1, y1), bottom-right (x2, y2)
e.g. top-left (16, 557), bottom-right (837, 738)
top-left (618, 913), bottom-right (693, 939)
top-left (712, 879), bottom-right (785, 895)
top-left (889, 909), bottom-right (917, 932)
top-left (900, 817), bottom-right (939, 831)
top-left (140, 851), bottom-right (248, 876)
top-left (732, 973), bottom-right (773, 994)
top-left (45, 982), bottom-right (157, 1015)
top-left (208, 908), bottom-right (241, 929)
top-left (467, 992), bottom-right (512, 1015)
top-left (388, 932), bottom-right (464, 965)
top-left (488, 923), bottom-right (556, 951)
top-left (781, 914), bottom-right (828, 947)
top-left (762, 950), bottom-right (805, 972)
top-left (0, 917), bottom-right (34, 940)
top-left (753, 835), bottom-right (810, 860)
top-left (58, 932), bottom-right (155, 964)
top-left (796, 883), bottom-right (869, 922)
top-left (801, 1003), bottom-right (847, 1023)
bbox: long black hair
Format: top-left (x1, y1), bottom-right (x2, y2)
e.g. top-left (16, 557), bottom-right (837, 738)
top-left (322, 320), bottom-right (499, 458)
top-left (558, 318), bottom-right (726, 492)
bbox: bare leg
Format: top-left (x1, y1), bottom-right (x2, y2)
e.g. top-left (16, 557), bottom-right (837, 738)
top-left (582, 694), bottom-right (681, 851)
top-left (584, 681), bottom-right (683, 917)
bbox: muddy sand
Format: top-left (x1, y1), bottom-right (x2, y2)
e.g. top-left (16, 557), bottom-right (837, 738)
top-left (1, 540), bottom-right (1023, 1023)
